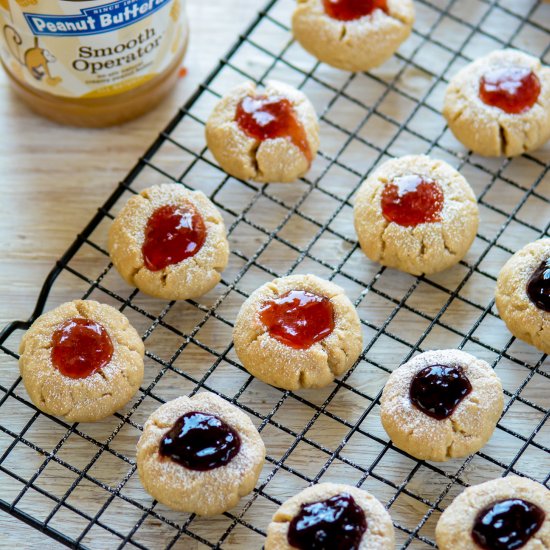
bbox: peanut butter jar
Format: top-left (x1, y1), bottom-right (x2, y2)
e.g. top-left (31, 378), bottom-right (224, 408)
top-left (0, 0), bottom-right (188, 126)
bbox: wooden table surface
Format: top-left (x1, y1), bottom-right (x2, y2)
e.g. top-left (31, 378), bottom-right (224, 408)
top-left (0, 0), bottom-right (262, 545)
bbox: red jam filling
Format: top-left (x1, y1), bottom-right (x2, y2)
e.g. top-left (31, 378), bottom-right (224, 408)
top-left (259, 290), bottom-right (335, 349)
top-left (322, 0), bottom-right (388, 21)
top-left (142, 203), bottom-right (206, 272)
top-left (51, 318), bottom-right (113, 379)
top-left (479, 66), bottom-right (541, 115)
top-left (236, 95), bottom-right (312, 163)
top-left (381, 174), bottom-right (444, 227)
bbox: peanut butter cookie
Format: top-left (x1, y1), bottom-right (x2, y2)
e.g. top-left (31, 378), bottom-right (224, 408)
top-left (436, 476), bottom-right (549, 550)
top-left (353, 155), bottom-right (479, 275)
top-left (444, 49), bottom-right (550, 157)
top-left (19, 300), bottom-right (144, 423)
top-left (136, 392), bottom-right (265, 516)
top-left (233, 274), bottom-right (363, 391)
top-left (292, 0), bottom-right (415, 72)
top-left (266, 483), bottom-right (395, 550)
top-left (108, 183), bottom-right (229, 301)
top-left (380, 349), bottom-right (503, 462)
top-left (205, 80), bottom-right (319, 183)
top-left (495, 238), bottom-right (550, 355)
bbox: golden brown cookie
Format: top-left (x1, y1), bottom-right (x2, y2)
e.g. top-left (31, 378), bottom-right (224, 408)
top-left (380, 349), bottom-right (503, 462)
top-left (495, 238), bottom-right (550, 354)
top-left (233, 274), bottom-right (363, 391)
top-left (443, 49), bottom-right (550, 157)
top-left (265, 483), bottom-right (395, 550)
top-left (108, 183), bottom-right (229, 301)
top-left (436, 476), bottom-right (549, 550)
top-left (292, 0), bottom-right (414, 73)
top-left (205, 80), bottom-right (319, 183)
top-left (19, 300), bottom-right (144, 423)
top-left (136, 392), bottom-right (265, 516)
top-left (353, 155), bottom-right (479, 275)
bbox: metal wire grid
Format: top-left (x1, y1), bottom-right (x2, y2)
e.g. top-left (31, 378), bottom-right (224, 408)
top-left (1, 0), bottom-right (549, 547)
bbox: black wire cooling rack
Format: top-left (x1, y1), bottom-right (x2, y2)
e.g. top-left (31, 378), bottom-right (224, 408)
top-left (1, 0), bottom-right (549, 548)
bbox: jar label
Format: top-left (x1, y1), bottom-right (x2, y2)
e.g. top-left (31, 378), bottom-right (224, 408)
top-left (0, 0), bottom-right (187, 98)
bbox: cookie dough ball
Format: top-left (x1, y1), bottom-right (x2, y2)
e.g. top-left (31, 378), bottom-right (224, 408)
top-left (233, 274), bottom-right (363, 391)
top-left (495, 239), bottom-right (550, 355)
top-left (266, 483), bottom-right (395, 550)
top-left (205, 80), bottom-right (319, 183)
top-left (353, 155), bottom-right (479, 275)
top-left (292, 0), bottom-right (414, 72)
top-left (108, 183), bottom-right (229, 301)
top-left (380, 349), bottom-right (503, 462)
top-left (136, 392), bottom-right (265, 516)
top-left (444, 49), bottom-right (550, 157)
top-left (436, 476), bottom-right (549, 550)
top-left (19, 300), bottom-right (144, 423)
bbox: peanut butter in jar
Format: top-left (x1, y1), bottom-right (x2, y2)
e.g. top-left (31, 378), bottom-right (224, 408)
top-left (0, 0), bottom-right (188, 126)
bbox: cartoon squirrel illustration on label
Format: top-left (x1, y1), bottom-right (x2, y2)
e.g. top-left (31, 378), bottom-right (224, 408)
top-left (3, 24), bottom-right (62, 85)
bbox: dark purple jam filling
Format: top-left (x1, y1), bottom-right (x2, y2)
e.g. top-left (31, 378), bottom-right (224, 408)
top-left (526, 258), bottom-right (550, 313)
top-left (409, 364), bottom-right (472, 420)
top-left (159, 411), bottom-right (240, 471)
top-left (472, 498), bottom-right (545, 550)
top-left (287, 492), bottom-right (367, 550)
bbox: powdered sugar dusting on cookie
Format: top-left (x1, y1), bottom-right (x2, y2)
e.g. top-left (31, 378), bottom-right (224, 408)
top-left (380, 349), bottom-right (503, 461)
top-left (114, 184), bottom-right (223, 253)
top-left (19, 300), bottom-right (144, 422)
top-left (205, 80), bottom-right (319, 183)
top-left (136, 392), bottom-right (265, 516)
top-left (108, 183), bottom-right (229, 300)
top-left (436, 476), bottom-right (550, 550)
top-left (291, 0), bottom-right (414, 72)
top-left (443, 49), bottom-right (550, 156)
top-left (267, 482), bottom-right (396, 549)
top-left (233, 274), bottom-right (363, 390)
top-left (495, 239), bottom-right (550, 355)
